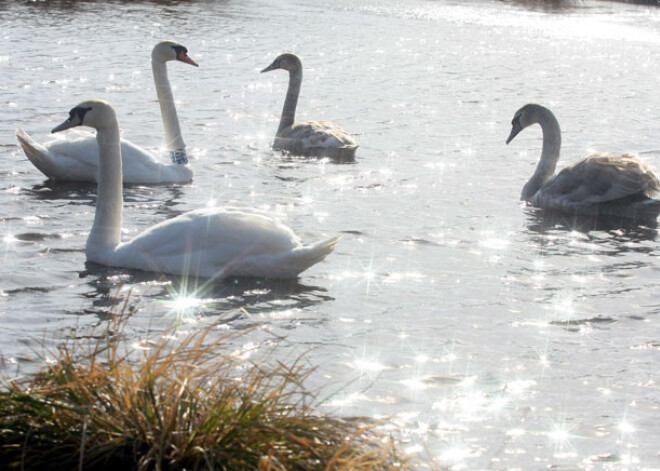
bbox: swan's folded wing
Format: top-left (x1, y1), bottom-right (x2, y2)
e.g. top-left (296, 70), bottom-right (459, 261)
top-left (291, 121), bottom-right (355, 146)
top-left (48, 136), bottom-right (163, 182)
top-left (18, 131), bottom-right (100, 180)
top-left (543, 155), bottom-right (660, 205)
top-left (18, 129), bottom-right (190, 184)
top-left (277, 121), bottom-right (356, 150)
top-left (119, 139), bottom-right (192, 185)
top-left (118, 208), bottom-right (301, 273)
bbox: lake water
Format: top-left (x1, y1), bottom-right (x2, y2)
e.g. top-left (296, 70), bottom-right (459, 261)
top-left (2, 0), bottom-right (660, 468)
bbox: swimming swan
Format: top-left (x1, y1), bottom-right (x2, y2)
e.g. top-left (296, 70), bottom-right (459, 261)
top-left (51, 99), bottom-right (340, 279)
top-left (16, 40), bottom-right (198, 184)
top-left (261, 53), bottom-right (357, 161)
top-left (506, 103), bottom-right (660, 219)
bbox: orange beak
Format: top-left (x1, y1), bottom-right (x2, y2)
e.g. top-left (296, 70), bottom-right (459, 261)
top-left (177, 50), bottom-right (199, 67)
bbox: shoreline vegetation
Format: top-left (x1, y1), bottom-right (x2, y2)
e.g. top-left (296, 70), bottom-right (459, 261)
top-left (10, 0), bottom-right (660, 8)
top-left (0, 302), bottom-right (414, 470)
top-left (503, 0), bottom-right (660, 10)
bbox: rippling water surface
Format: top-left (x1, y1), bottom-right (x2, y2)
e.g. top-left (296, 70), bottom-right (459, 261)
top-left (2, 0), bottom-right (660, 468)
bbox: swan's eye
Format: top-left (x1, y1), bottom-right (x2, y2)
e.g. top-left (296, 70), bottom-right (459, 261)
top-left (171, 45), bottom-right (198, 67)
top-left (172, 45), bottom-right (188, 56)
top-left (70, 106), bottom-right (91, 124)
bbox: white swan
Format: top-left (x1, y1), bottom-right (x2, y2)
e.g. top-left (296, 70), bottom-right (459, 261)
top-left (506, 103), bottom-right (660, 219)
top-left (51, 99), bottom-right (340, 279)
top-left (261, 53), bottom-right (358, 161)
top-left (16, 40), bottom-right (197, 185)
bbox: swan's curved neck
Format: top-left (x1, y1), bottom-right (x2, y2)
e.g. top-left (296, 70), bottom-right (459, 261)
top-left (522, 107), bottom-right (562, 200)
top-left (152, 59), bottom-right (188, 164)
top-left (277, 66), bottom-right (302, 135)
top-left (88, 123), bottom-right (123, 255)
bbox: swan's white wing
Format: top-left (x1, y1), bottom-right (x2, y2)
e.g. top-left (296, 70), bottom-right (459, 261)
top-left (16, 129), bottom-right (192, 184)
top-left (119, 140), bottom-right (192, 184)
top-left (116, 208), bottom-right (304, 277)
top-left (127, 208), bottom-right (300, 256)
top-left (17, 129), bottom-right (99, 181)
top-left (541, 154), bottom-right (660, 205)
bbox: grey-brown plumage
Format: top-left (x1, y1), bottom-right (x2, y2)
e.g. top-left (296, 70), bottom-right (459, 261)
top-left (506, 103), bottom-right (660, 220)
top-left (261, 53), bottom-right (357, 161)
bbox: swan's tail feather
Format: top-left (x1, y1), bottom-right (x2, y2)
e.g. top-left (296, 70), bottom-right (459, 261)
top-left (15, 129), bottom-right (57, 178)
top-left (633, 198), bottom-right (660, 220)
top-left (273, 237), bottom-right (341, 278)
top-left (296, 235), bottom-right (340, 271)
top-left (214, 236), bottom-right (340, 280)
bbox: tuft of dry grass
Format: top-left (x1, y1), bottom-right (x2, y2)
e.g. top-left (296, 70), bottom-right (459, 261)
top-left (0, 301), bottom-right (411, 470)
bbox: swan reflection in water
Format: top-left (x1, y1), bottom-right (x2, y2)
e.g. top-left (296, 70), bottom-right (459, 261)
top-left (80, 262), bottom-right (334, 325)
top-left (524, 207), bottom-right (658, 243)
top-left (26, 180), bottom-right (187, 216)
top-left (25, 180), bottom-right (97, 202)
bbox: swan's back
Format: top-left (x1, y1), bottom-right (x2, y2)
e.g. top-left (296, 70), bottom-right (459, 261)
top-left (534, 154), bottom-right (660, 218)
top-left (16, 129), bottom-right (192, 184)
top-left (275, 121), bottom-right (358, 160)
top-left (110, 208), bottom-right (339, 279)
top-left (127, 208), bottom-right (301, 255)
top-left (16, 129), bottom-right (99, 180)
top-left (119, 140), bottom-right (192, 184)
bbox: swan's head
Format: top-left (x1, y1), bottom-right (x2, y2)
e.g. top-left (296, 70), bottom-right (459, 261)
top-left (261, 52), bottom-right (302, 73)
top-left (152, 40), bottom-right (199, 67)
top-left (52, 99), bottom-right (117, 133)
top-left (506, 103), bottom-right (547, 144)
